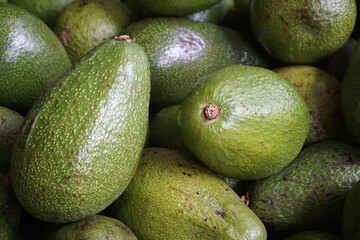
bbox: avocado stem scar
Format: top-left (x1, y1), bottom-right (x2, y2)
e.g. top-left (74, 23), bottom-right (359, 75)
top-left (204, 103), bottom-right (221, 120)
top-left (114, 35), bottom-right (135, 43)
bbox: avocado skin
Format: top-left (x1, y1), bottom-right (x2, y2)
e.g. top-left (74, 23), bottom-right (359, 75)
top-left (0, 107), bottom-right (23, 173)
top-left (8, 0), bottom-right (74, 27)
top-left (113, 148), bottom-right (267, 240)
top-left (48, 215), bottom-right (137, 240)
top-left (11, 38), bottom-right (150, 223)
top-left (249, 140), bottom-right (360, 232)
top-left (179, 65), bottom-right (309, 180)
top-left (123, 17), bottom-right (272, 107)
top-left (343, 180), bottom-right (360, 240)
top-left (284, 231), bottom-right (341, 240)
top-left (0, 3), bottom-right (71, 111)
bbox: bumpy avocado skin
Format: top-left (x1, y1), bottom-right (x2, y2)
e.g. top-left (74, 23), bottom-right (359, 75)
top-left (0, 107), bottom-right (23, 173)
top-left (284, 231), bottom-right (341, 240)
top-left (179, 65), bottom-right (310, 180)
top-left (0, 3), bottom-right (71, 111)
top-left (48, 215), bottom-right (137, 240)
top-left (11, 38), bottom-right (150, 223)
top-left (9, 0), bottom-right (74, 27)
top-left (113, 148), bottom-right (267, 240)
top-left (343, 180), bottom-right (360, 240)
top-left (123, 17), bottom-right (272, 107)
top-left (249, 140), bottom-right (360, 232)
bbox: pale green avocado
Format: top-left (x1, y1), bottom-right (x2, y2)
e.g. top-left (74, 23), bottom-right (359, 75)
top-left (0, 107), bottom-right (24, 173)
top-left (9, 0), bottom-right (74, 27)
top-left (178, 65), bottom-right (310, 180)
top-left (54, 0), bottom-right (136, 63)
top-left (0, 3), bottom-right (71, 111)
top-left (11, 36), bottom-right (150, 223)
top-left (343, 180), bottom-right (360, 240)
top-left (273, 65), bottom-right (341, 145)
top-left (284, 231), bottom-right (341, 240)
top-left (113, 148), bottom-right (267, 240)
top-left (250, 0), bottom-right (357, 63)
top-left (48, 215), bottom-right (137, 240)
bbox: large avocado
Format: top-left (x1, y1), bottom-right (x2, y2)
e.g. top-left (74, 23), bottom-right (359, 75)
top-left (11, 36), bottom-right (150, 223)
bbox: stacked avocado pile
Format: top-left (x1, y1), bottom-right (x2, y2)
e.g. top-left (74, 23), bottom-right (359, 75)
top-left (0, 0), bottom-right (360, 239)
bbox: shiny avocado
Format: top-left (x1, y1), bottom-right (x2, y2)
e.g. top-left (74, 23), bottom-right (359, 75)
top-left (11, 36), bottom-right (151, 223)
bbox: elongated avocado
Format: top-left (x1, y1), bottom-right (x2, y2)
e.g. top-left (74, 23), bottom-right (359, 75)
top-left (11, 36), bottom-right (151, 223)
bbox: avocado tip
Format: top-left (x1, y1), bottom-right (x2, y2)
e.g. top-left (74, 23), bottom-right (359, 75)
top-left (204, 103), bottom-right (221, 120)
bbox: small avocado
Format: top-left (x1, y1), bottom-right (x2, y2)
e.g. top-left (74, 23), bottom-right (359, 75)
top-left (0, 107), bottom-right (23, 173)
top-left (178, 65), bottom-right (310, 180)
top-left (343, 180), bottom-right (360, 240)
top-left (113, 148), bottom-right (267, 240)
top-left (54, 0), bottom-right (136, 63)
top-left (48, 215), bottom-right (137, 240)
top-left (0, 3), bottom-right (71, 111)
top-left (250, 0), bottom-right (357, 63)
top-left (284, 231), bottom-right (341, 240)
top-left (273, 65), bottom-right (341, 145)
top-left (249, 140), bottom-right (360, 232)
top-left (123, 17), bottom-right (273, 107)
top-left (8, 0), bottom-right (75, 27)
top-left (11, 36), bottom-right (150, 223)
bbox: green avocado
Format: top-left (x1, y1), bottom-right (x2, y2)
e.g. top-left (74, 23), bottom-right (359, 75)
top-left (48, 215), bottom-right (137, 240)
top-left (284, 231), bottom-right (341, 240)
top-left (343, 180), bottom-right (360, 240)
top-left (249, 140), bottom-right (360, 232)
top-left (11, 36), bottom-right (150, 223)
top-left (178, 65), bottom-right (310, 179)
top-left (8, 0), bottom-right (75, 27)
top-left (113, 148), bottom-right (267, 240)
top-left (0, 3), bottom-right (71, 111)
top-left (0, 107), bottom-right (23, 173)
top-left (123, 17), bottom-right (272, 107)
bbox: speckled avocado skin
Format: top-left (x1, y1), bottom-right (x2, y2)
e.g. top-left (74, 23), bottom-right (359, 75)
top-left (11, 38), bottom-right (151, 223)
top-left (114, 148), bottom-right (267, 240)
top-left (48, 215), bottom-right (138, 240)
top-left (0, 3), bottom-right (71, 111)
top-left (123, 17), bottom-right (272, 107)
top-left (249, 140), bottom-right (360, 232)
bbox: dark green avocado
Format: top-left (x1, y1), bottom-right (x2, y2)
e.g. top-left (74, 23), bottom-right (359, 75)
top-left (343, 180), bottom-right (360, 240)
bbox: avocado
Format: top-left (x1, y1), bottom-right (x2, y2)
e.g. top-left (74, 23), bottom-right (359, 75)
top-left (48, 215), bottom-right (137, 240)
top-left (343, 180), bottom-right (360, 240)
top-left (250, 0), bottom-right (357, 63)
top-left (113, 148), bottom-right (267, 240)
top-left (0, 3), bottom-right (71, 111)
top-left (0, 0), bottom-right (7, 2)
top-left (123, 0), bottom-right (221, 17)
top-left (284, 231), bottom-right (341, 240)
top-left (54, 0), bottom-right (136, 63)
top-left (273, 65), bottom-right (341, 145)
top-left (0, 107), bottom-right (23, 173)
top-left (178, 65), bottom-right (310, 179)
top-left (123, 17), bottom-right (273, 107)
top-left (342, 41), bottom-right (360, 144)
top-left (249, 140), bottom-right (360, 232)
top-left (8, 0), bottom-right (75, 27)
top-left (11, 35), bottom-right (151, 223)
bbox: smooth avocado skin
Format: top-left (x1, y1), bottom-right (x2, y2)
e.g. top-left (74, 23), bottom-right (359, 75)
top-left (0, 107), bottom-right (24, 173)
top-left (249, 140), bottom-right (360, 232)
top-left (284, 231), bottom-right (341, 240)
top-left (47, 215), bottom-right (138, 240)
top-left (0, 3), bottom-right (71, 111)
top-left (342, 41), bottom-right (360, 144)
top-left (11, 37), bottom-right (151, 223)
top-left (250, 0), bottom-right (357, 64)
top-left (123, 0), bottom-right (221, 16)
top-left (123, 17), bottom-right (272, 107)
top-left (113, 148), bottom-right (267, 240)
top-left (54, 0), bottom-right (136, 63)
top-left (178, 65), bottom-right (310, 180)
top-left (343, 180), bottom-right (360, 240)
top-left (8, 0), bottom-right (75, 27)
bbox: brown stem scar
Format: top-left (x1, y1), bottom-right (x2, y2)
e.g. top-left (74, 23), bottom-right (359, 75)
top-left (59, 28), bottom-right (70, 46)
top-left (114, 35), bottom-right (135, 43)
top-left (204, 103), bottom-right (221, 120)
